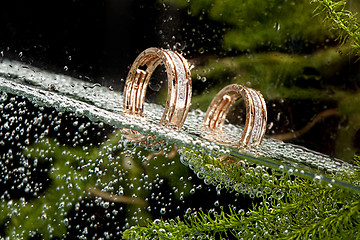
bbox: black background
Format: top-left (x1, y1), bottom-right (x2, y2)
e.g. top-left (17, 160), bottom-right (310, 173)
top-left (0, 0), bottom-right (167, 89)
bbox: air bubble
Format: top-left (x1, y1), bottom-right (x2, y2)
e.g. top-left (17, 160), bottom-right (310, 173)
top-left (0, 92), bottom-right (8, 102)
top-left (103, 201), bottom-right (110, 209)
top-left (313, 175), bottom-right (322, 185)
top-left (160, 208), bottom-right (166, 215)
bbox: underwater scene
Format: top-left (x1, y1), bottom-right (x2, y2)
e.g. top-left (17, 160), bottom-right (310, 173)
top-left (0, 0), bottom-right (360, 239)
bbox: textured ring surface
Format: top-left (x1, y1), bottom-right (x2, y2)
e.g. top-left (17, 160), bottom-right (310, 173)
top-left (203, 84), bottom-right (267, 148)
top-left (123, 47), bottom-right (192, 129)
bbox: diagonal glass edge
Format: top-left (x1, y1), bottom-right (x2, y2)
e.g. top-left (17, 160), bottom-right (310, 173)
top-left (0, 59), bottom-right (359, 193)
top-left (230, 150), bottom-right (360, 194)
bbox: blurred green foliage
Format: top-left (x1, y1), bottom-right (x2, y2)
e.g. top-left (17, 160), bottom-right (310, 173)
top-left (165, 0), bottom-right (360, 160)
top-left (192, 47), bottom-right (349, 109)
top-left (167, 0), bottom-right (334, 51)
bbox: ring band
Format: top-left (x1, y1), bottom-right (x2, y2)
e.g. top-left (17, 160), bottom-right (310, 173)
top-left (123, 47), bottom-right (192, 129)
top-left (203, 84), bottom-right (267, 148)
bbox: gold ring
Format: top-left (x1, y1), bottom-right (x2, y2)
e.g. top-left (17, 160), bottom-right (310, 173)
top-left (203, 84), bottom-right (267, 148)
top-left (123, 47), bottom-right (192, 129)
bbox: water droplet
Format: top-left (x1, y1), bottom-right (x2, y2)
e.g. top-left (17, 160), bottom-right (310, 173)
top-left (198, 47), bottom-right (205, 54)
top-left (160, 208), bottom-right (166, 215)
top-left (313, 175), bottom-right (322, 185)
top-left (103, 201), bottom-right (110, 209)
top-left (41, 213), bottom-right (47, 220)
top-left (274, 22), bottom-right (280, 31)
top-left (0, 92), bottom-right (8, 102)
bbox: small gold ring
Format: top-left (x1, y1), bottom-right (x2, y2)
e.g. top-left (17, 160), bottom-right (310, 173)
top-left (203, 84), bottom-right (267, 148)
top-left (123, 47), bottom-right (192, 129)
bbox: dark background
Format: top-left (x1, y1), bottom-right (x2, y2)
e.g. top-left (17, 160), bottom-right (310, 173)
top-left (0, 0), bottom-right (225, 89)
top-left (0, 0), bottom-right (169, 89)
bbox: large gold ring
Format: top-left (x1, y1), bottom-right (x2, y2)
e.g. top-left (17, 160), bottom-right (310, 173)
top-left (203, 84), bottom-right (267, 148)
top-left (123, 47), bottom-right (192, 129)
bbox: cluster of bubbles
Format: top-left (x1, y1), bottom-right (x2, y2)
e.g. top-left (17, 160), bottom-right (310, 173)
top-left (0, 59), bottom-right (359, 239)
top-left (0, 78), bottom-right (242, 238)
top-left (1, 59), bottom-right (355, 175)
top-left (179, 147), bottom-right (288, 200)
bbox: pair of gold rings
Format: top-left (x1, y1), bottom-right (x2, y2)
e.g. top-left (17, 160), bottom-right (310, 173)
top-left (122, 47), bottom-right (267, 148)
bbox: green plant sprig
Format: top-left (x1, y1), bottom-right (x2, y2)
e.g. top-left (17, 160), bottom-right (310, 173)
top-left (123, 180), bottom-right (360, 239)
top-left (123, 190), bottom-right (360, 239)
top-left (123, 149), bottom-right (360, 239)
top-left (313, 0), bottom-right (360, 55)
